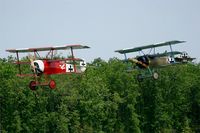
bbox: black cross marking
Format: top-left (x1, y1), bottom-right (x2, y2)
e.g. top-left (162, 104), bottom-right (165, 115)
top-left (68, 65), bottom-right (73, 72)
top-left (81, 62), bottom-right (86, 66)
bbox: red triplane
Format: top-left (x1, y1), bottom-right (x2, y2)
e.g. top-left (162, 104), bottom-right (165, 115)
top-left (6, 44), bottom-right (90, 90)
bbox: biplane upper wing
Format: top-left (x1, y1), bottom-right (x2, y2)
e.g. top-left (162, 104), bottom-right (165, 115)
top-left (115, 40), bottom-right (185, 54)
top-left (115, 44), bottom-right (154, 54)
top-left (6, 44), bottom-right (90, 53)
top-left (153, 40), bottom-right (185, 48)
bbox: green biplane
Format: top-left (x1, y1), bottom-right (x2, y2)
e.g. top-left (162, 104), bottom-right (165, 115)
top-left (115, 40), bottom-right (195, 81)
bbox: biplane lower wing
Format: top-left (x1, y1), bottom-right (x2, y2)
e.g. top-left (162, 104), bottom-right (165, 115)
top-left (153, 62), bottom-right (185, 68)
top-left (148, 51), bottom-right (183, 58)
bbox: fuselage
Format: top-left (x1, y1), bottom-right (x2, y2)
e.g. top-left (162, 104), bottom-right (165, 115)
top-left (33, 59), bottom-right (86, 75)
top-left (135, 52), bottom-right (194, 69)
top-left (136, 56), bottom-right (172, 69)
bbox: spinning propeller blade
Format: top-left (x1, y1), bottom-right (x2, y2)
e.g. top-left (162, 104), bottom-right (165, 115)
top-left (28, 54), bottom-right (36, 74)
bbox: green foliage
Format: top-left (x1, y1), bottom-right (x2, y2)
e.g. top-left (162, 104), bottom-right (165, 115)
top-left (0, 57), bottom-right (200, 132)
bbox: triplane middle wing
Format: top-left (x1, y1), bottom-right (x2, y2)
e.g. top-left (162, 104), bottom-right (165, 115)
top-left (115, 40), bottom-right (195, 81)
top-left (6, 44), bottom-right (90, 90)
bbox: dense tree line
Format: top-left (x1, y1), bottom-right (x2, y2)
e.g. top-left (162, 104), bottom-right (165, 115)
top-left (0, 57), bottom-right (199, 132)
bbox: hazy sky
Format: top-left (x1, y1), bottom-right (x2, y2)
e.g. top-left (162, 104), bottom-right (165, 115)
top-left (1, 0), bottom-right (200, 62)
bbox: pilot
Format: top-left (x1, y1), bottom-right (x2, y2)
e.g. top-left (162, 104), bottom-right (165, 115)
top-left (136, 56), bottom-right (149, 69)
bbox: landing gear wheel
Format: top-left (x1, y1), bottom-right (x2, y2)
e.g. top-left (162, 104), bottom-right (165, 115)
top-left (49, 80), bottom-right (56, 89)
top-left (152, 72), bottom-right (159, 80)
top-left (29, 81), bottom-right (37, 91)
top-left (137, 74), bottom-right (143, 82)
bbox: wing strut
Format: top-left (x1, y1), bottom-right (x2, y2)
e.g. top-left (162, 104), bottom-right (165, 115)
top-left (124, 53), bottom-right (128, 61)
top-left (16, 51), bottom-right (21, 75)
top-left (141, 50), bottom-right (146, 56)
top-left (148, 48), bottom-right (153, 55)
top-left (169, 44), bottom-right (175, 63)
top-left (70, 47), bottom-right (77, 72)
top-left (33, 50), bottom-right (41, 59)
top-left (46, 49), bottom-right (54, 59)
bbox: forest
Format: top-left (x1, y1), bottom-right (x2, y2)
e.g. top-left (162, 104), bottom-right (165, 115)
top-left (0, 56), bottom-right (200, 133)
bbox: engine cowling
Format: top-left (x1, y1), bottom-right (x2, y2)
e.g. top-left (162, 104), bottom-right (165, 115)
top-left (136, 56), bottom-right (150, 69)
top-left (33, 60), bottom-right (44, 74)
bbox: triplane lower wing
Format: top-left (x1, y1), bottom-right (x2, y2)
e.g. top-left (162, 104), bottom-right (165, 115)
top-left (115, 40), bottom-right (195, 81)
top-left (6, 44), bottom-right (90, 90)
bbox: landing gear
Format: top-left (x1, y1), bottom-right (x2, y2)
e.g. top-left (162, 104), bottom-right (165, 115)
top-left (29, 81), bottom-right (37, 90)
top-left (49, 80), bottom-right (56, 89)
top-left (29, 80), bottom-right (56, 90)
top-left (137, 74), bottom-right (143, 82)
top-left (136, 72), bottom-right (159, 82)
top-left (152, 72), bottom-right (159, 80)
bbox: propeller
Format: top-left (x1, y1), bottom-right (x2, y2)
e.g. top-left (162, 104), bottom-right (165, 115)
top-left (128, 58), bottom-right (139, 63)
top-left (128, 58), bottom-right (149, 68)
top-left (28, 54), bottom-right (36, 74)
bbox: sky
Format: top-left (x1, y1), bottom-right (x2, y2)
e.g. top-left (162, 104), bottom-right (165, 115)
top-left (1, 0), bottom-right (200, 62)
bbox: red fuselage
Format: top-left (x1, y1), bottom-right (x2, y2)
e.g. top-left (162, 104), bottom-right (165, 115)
top-left (34, 59), bottom-right (77, 75)
top-left (43, 60), bottom-right (68, 74)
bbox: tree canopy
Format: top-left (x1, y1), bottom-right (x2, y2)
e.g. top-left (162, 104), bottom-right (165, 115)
top-left (0, 57), bottom-right (199, 132)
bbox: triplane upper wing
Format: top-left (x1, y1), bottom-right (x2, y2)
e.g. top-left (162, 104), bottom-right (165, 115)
top-left (6, 44), bottom-right (90, 53)
top-left (6, 44), bottom-right (90, 90)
